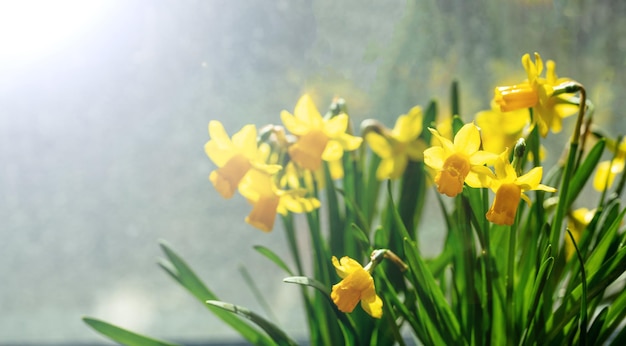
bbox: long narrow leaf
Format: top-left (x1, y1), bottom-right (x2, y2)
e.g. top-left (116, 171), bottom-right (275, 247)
top-left (565, 139), bottom-right (605, 207)
top-left (283, 276), bottom-right (360, 345)
top-left (254, 245), bottom-right (294, 276)
top-left (206, 300), bottom-right (298, 346)
top-left (83, 317), bottom-right (179, 346)
top-left (158, 241), bottom-right (274, 346)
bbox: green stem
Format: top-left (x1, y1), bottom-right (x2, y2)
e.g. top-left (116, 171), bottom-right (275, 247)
top-left (551, 83), bottom-right (586, 256)
top-left (506, 223), bottom-right (517, 345)
top-left (482, 188), bottom-right (493, 346)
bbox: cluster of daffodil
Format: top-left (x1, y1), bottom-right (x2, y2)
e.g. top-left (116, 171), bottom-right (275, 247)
top-left (203, 94), bottom-right (361, 232)
top-left (85, 53), bottom-right (626, 346)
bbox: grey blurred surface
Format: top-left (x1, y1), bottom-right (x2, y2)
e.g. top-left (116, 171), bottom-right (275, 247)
top-left (1, 0), bottom-right (626, 343)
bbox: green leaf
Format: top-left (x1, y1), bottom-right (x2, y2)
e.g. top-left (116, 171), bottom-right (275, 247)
top-left (254, 245), bottom-right (294, 275)
top-left (206, 301), bottom-right (298, 346)
top-left (597, 285), bottom-right (626, 344)
top-left (587, 306), bottom-right (608, 345)
top-left (283, 276), bottom-right (331, 296)
top-left (523, 250), bottom-right (554, 336)
top-left (567, 229), bottom-right (588, 345)
top-left (82, 317), bottom-right (179, 346)
top-left (565, 139), bottom-right (605, 207)
top-left (283, 276), bottom-right (360, 345)
top-left (404, 238), bottom-right (464, 345)
top-left (157, 240), bottom-right (274, 346)
top-left (584, 207), bottom-right (625, 280)
top-left (350, 223), bottom-right (372, 250)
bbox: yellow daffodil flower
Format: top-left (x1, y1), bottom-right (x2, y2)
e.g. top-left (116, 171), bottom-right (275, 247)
top-left (475, 102), bottom-right (530, 155)
top-left (365, 106), bottom-right (427, 180)
top-left (566, 208), bottom-right (595, 260)
top-left (494, 53), bottom-right (578, 137)
top-left (330, 256), bottom-right (382, 318)
top-left (423, 123), bottom-right (498, 197)
top-left (593, 138), bottom-right (626, 191)
top-left (204, 121), bottom-right (281, 199)
top-left (485, 148), bottom-right (556, 225)
top-left (281, 95), bottom-right (362, 176)
top-left (238, 169), bottom-right (320, 232)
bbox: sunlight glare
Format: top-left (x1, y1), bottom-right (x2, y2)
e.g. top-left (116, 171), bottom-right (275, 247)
top-left (0, 0), bottom-right (113, 67)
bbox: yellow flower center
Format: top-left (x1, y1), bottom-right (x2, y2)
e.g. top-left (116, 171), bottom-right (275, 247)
top-left (209, 154), bottom-right (252, 198)
top-left (486, 183), bottom-right (522, 226)
top-left (435, 153), bottom-right (470, 197)
top-left (331, 268), bottom-right (373, 313)
top-left (495, 83), bottom-right (539, 112)
top-left (245, 195), bottom-right (280, 232)
top-left (288, 130), bottom-right (329, 170)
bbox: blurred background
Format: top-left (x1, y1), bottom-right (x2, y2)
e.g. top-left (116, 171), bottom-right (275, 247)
top-left (1, 0), bottom-right (625, 344)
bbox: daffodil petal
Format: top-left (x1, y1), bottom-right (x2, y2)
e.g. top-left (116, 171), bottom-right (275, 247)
top-left (231, 124), bottom-right (258, 155)
top-left (423, 146), bottom-right (446, 170)
top-left (453, 123), bottom-right (481, 155)
top-left (466, 166), bottom-right (495, 188)
top-left (366, 132), bottom-right (392, 158)
top-left (281, 110), bottom-right (308, 135)
top-left (360, 292), bottom-right (383, 319)
top-left (393, 106), bottom-right (423, 142)
top-left (469, 151), bottom-right (499, 166)
top-left (325, 114), bottom-right (349, 138)
top-left (593, 161), bottom-right (612, 191)
top-left (294, 94), bottom-right (323, 129)
top-left (322, 140), bottom-right (344, 162)
top-left (515, 166), bottom-right (543, 190)
top-left (376, 158), bottom-right (394, 180)
top-left (332, 256), bottom-right (362, 278)
top-left (338, 133), bottom-right (363, 151)
top-left (428, 127), bottom-right (454, 153)
top-left (208, 120), bottom-right (232, 147)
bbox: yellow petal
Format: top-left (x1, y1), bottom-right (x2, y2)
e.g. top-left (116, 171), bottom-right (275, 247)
top-left (322, 140), bottom-right (344, 162)
top-left (466, 165), bottom-right (495, 188)
top-left (492, 149), bottom-right (511, 180)
top-left (294, 94), bottom-right (323, 129)
top-left (204, 140), bottom-right (234, 167)
top-left (231, 124), bottom-right (258, 157)
top-left (208, 120), bottom-right (232, 147)
top-left (521, 53), bottom-right (533, 81)
top-left (534, 52), bottom-right (543, 76)
top-left (389, 155), bottom-right (408, 180)
top-left (593, 161), bottom-right (614, 191)
top-left (393, 106), bottom-right (423, 142)
top-left (280, 194), bottom-right (320, 214)
top-left (332, 256), bottom-right (363, 278)
top-left (469, 150), bottom-right (499, 166)
top-left (327, 158), bottom-right (345, 180)
top-left (376, 157), bottom-right (394, 180)
top-left (238, 169), bottom-right (274, 201)
top-left (325, 114), bottom-right (349, 138)
top-left (553, 102), bottom-right (579, 120)
top-left (453, 123), bottom-right (481, 155)
top-left (515, 166), bottom-right (543, 190)
top-left (423, 146), bottom-right (446, 170)
top-left (366, 132), bottom-right (392, 158)
top-left (360, 291), bottom-right (383, 319)
top-left (281, 110), bottom-right (308, 136)
top-left (428, 127), bottom-right (454, 153)
top-left (338, 133), bottom-right (363, 151)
